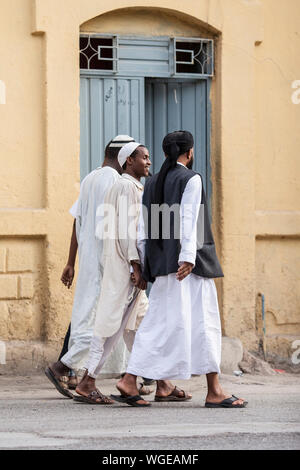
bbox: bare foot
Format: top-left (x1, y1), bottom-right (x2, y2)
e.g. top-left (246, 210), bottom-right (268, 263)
top-left (76, 371), bottom-right (114, 404)
top-left (117, 375), bottom-right (150, 406)
top-left (206, 388), bottom-right (246, 406)
top-left (50, 360), bottom-right (70, 378)
top-left (155, 380), bottom-right (192, 400)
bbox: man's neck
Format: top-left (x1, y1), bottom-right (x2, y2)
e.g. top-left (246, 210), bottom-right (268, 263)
top-left (177, 157), bottom-right (187, 167)
top-left (123, 170), bottom-right (140, 182)
top-left (102, 159), bottom-right (121, 173)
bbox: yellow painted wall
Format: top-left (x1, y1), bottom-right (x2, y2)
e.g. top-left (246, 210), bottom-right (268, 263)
top-left (254, 0), bottom-right (300, 357)
top-left (0, 0), bottom-right (299, 372)
top-left (0, 0), bottom-right (46, 208)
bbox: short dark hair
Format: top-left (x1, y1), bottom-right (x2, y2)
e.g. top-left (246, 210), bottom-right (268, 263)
top-left (122, 145), bottom-right (146, 170)
top-left (104, 140), bottom-right (121, 161)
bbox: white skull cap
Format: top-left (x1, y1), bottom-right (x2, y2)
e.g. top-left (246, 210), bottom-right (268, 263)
top-left (118, 142), bottom-right (141, 167)
top-left (109, 135), bottom-right (135, 148)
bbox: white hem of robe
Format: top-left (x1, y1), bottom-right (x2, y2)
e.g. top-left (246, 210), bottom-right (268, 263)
top-left (127, 273), bottom-right (221, 380)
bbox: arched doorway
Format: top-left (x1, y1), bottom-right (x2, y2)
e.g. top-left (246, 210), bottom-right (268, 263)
top-left (79, 9), bottom-right (215, 199)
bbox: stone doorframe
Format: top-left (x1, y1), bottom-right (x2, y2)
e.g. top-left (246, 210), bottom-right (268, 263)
top-left (30, 0), bottom-right (264, 349)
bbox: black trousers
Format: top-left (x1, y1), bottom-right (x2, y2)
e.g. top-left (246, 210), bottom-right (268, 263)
top-left (58, 323), bottom-right (71, 361)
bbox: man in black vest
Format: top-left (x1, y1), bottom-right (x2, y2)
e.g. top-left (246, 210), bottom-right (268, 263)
top-left (116, 131), bottom-right (247, 408)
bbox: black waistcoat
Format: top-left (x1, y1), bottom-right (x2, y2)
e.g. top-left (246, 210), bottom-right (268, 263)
top-left (142, 164), bottom-right (224, 282)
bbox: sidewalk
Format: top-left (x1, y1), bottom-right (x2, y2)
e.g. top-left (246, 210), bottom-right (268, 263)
top-left (0, 372), bottom-right (299, 450)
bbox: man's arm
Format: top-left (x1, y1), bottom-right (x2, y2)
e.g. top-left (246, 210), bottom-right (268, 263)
top-left (177, 174), bottom-right (202, 281)
top-left (118, 184), bottom-right (146, 290)
top-left (61, 219), bottom-right (78, 289)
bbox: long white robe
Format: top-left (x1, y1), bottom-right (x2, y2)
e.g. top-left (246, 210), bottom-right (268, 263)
top-left (126, 166), bottom-right (222, 379)
top-left (86, 173), bottom-right (148, 378)
top-left (61, 166), bottom-right (120, 370)
top-left (93, 173), bottom-right (148, 339)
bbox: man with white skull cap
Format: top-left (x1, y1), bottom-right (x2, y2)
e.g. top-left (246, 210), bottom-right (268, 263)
top-left (45, 135), bottom-right (136, 398)
top-left (73, 142), bottom-right (155, 404)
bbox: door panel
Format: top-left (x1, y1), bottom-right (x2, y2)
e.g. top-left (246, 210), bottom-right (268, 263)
top-left (80, 76), bottom-right (145, 180)
top-left (80, 76), bottom-right (211, 200)
top-left (145, 78), bottom-right (210, 194)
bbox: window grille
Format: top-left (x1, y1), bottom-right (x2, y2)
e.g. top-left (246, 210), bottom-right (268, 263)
top-left (173, 38), bottom-right (214, 76)
top-left (79, 35), bottom-right (214, 78)
top-left (79, 35), bottom-right (118, 72)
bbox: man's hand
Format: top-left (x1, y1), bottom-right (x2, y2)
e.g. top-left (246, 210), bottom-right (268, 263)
top-left (61, 264), bottom-right (75, 289)
top-left (176, 262), bottom-right (193, 281)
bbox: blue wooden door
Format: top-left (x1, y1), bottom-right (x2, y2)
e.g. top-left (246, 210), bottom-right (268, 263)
top-left (80, 76), bottom-right (145, 180)
top-left (80, 75), bottom-right (211, 203)
top-left (145, 78), bottom-right (211, 197)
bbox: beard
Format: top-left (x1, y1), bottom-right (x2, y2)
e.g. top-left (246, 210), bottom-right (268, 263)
top-left (186, 156), bottom-right (194, 170)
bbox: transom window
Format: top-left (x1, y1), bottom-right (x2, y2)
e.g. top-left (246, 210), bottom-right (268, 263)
top-left (79, 35), bottom-right (214, 78)
top-left (174, 38), bottom-right (213, 76)
top-left (80, 35), bottom-right (118, 72)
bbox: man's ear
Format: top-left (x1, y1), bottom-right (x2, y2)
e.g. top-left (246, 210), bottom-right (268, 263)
top-left (187, 149), bottom-right (193, 160)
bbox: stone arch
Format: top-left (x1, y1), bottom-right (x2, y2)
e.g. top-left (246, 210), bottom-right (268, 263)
top-left (80, 6), bottom-right (221, 38)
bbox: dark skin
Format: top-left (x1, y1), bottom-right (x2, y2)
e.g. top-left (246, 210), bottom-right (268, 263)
top-left (61, 220), bottom-right (77, 289)
top-left (117, 148), bottom-right (246, 407)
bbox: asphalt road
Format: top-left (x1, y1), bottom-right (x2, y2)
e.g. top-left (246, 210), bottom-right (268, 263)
top-left (0, 372), bottom-right (299, 450)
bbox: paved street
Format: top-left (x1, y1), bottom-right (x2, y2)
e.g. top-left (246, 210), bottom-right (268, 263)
top-left (0, 372), bottom-right (299, 450)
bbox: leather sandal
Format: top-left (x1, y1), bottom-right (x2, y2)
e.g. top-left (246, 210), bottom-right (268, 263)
top-left (154, 386), bottom-right (192, 402)
top-left (45, 366), bottom-right (74, 399)
top-left (67, 375), bottom-right (78, 390)
top-left (73, 389), bottom-right (115, 405)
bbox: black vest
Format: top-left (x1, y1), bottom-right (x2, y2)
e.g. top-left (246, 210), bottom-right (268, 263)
top-left (142, 164), bottom-right (224, 282)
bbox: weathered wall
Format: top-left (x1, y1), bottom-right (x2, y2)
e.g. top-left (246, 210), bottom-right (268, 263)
top-left (254, 0), bottom-right (300, 359)
top-left (0, 0), bottom-right (299, 373)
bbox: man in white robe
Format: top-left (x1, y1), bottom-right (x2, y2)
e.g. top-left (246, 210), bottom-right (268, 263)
top-left (74, 143), bottom-right (192, 405)
top-left (45, 135), bottom-right (135, 398)
top-left (117, 131), bottom-right (248, 408)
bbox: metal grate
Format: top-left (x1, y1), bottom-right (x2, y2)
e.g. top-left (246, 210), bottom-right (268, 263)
top-left (173, 38), bottom-right (214, 77)
top-left (80, 35), bottom-right (118, 72)
top-left (79, 35), bottom-right (214, 78)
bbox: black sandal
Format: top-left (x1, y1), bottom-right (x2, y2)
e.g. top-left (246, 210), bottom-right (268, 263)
top-left (205, 395), bottom-right (248, 408)
top-left (111, 394), bottom-right (151, 407)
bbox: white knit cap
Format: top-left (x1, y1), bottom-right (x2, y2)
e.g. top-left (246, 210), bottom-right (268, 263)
top-left (118, 142), bottom-right (141, 167)
top-left (109, 135), bottom-right (135, 148)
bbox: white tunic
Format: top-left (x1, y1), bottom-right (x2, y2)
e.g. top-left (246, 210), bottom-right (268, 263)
top-left (93, 173), bottom-right (148, 339)
top-left (61, 166), bottom-right (120, 370)
top-left (126, 166), bottom-right (222, 379)
top-left (86, 173), bottom-right (149, 378)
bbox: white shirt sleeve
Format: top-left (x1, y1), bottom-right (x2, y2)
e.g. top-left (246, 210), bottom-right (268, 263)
top-left (69, 199), bottom-right (79, 218)
top-left (178, 174), bottom-right (202, 266)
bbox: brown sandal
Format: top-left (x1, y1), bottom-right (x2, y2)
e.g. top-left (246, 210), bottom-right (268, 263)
top-left (73, 389), bottom-right (115, 405)
top-left (154, 386), bottom-right (192, 402)
top-left (45, 366), bottom-right (74, 399)
top-left (67, 376), bottom-right (78, 390)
